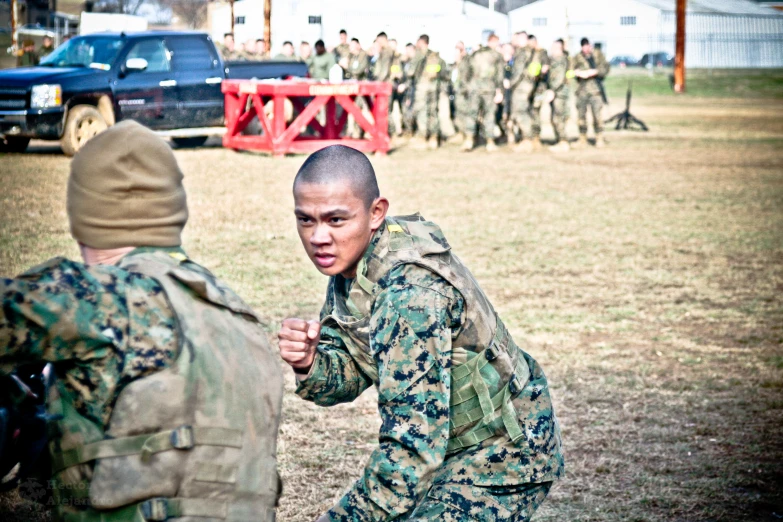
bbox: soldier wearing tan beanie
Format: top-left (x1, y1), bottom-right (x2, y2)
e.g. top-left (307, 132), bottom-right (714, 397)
top-left (1, 121), bottom-right (284, 522)
top-left (67, 119), bottom-right (188, 250)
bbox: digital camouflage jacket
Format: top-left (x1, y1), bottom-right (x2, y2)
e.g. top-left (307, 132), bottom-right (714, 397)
top-left (297, 215), bottom-right (564, 522)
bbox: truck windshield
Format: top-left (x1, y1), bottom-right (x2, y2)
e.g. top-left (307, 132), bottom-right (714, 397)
top-left (39, 36), bottom-right (124, 70)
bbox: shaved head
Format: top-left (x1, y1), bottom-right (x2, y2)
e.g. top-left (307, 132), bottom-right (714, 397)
top-left (294, 145), bottom-right (380, 208)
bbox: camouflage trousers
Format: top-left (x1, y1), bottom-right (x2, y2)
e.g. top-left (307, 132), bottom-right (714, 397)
top-left (509, 82), bottom-right (536, 141)
top-left (464, 89), bottom-right (497, 142)
top-left (413, 84), bottom-right (440, 139)
top-left (576, 90), bottom-right (604, 135)
top-left (453, 90), bottom-right (470, 134)
top-left (550, 93), bottom-right (570, 143)
top-left (396, 481), bottom-right (553, 522)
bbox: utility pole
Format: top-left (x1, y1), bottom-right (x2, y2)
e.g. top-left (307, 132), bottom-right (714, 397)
top-left (10, 0), bottom-right (18, 51)
top-left (264, 0), bottom-right (272, 52)
top-left (674, 0), bottom-right (687, 93)
top-left (230, 0), bottom-right (235, 32)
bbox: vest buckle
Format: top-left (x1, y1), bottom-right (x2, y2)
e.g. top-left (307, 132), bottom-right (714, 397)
top-left (171, 425), bottom-right (194, 450)
top-left (141, 498), bottom-right (169, 521)
top-left (485, 344), bottom-right (499, 361)
top-left (508, 374), bottom-right (522, 395)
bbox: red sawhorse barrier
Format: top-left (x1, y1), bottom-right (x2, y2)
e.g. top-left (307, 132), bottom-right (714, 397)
top-left (222, 80), bottom-right (392, 156)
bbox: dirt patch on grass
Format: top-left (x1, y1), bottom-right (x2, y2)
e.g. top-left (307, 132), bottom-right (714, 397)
top-left (1, 96), bottom-right (781, 521)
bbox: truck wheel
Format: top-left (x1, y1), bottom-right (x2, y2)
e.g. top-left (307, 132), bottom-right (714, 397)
top-left (1, 137), bottom-right (30, 153)
top-left (61, 105), bottom-right (108, 157)
top-left (171, 136), bottom-right (209, 148)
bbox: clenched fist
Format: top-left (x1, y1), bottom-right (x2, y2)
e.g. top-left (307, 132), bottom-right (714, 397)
top-left (278, 318), bottom-right (321, 372)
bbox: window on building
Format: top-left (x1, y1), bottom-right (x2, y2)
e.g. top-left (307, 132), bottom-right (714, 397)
top-left (620, 16), bottom-right (637, 26)
top-left (533, 17), bottom-right (547, 27)
top-left (235, 16), bottom-right (246, 25)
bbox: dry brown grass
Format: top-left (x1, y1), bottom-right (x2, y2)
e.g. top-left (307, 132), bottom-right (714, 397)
top-left (1, 92), bottom-right (781, 521)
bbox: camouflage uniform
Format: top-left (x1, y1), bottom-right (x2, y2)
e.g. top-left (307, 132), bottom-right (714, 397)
top-left (530, 49), bottom-right (550, 140)
top-left (335, 43), bottom-right (351, 63)
top-left (345, 50), bottom-right (371, 138)
top-left (297, 215), bottom-right (564, 521)
top-left (218, 44), bottom-right (244, 61)
top-left (463, 46), bottom-right (504, 143)
top-left (373, 46), bottom-right (404, 134)
top-left (409, 50), bottom-right (448, 140)
top-left (509, 46), bottom-right (545, 142)
top-left (451, 56), bottom-right (471, 136)
top-left (548, 54), bottom-right (572, 144)
top-left (39, 44), bottom-right (55, 59)
top-left (1, 247), bottom-right (283, 521)
top-left (572, 49), bottom-right (610, 137)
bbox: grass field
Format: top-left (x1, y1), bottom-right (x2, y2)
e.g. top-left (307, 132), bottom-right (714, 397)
top-left (1, 71), bottom-right (782, 521)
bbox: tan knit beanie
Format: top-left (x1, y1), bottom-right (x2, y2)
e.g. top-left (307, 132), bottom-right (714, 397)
top-left (67, 120), bottom-right (188, 249)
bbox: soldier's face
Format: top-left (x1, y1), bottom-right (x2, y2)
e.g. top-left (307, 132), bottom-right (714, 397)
top-left (294, 182), bottom-right (388, 278)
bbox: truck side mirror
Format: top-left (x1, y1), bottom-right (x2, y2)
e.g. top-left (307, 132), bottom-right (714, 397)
top-left (125, 58), bottom-right (148, 73)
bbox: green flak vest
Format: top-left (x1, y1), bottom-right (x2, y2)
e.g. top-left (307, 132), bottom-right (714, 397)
top-left (46, 251), bottom-right (283, 522)
top-left (321, 214), bottom-right (532, 453)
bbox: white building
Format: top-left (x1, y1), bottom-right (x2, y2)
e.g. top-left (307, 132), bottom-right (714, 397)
top-left (210, 0), bottom-right (510, 57)
top-left (509, 0), bottom-right (783, 67)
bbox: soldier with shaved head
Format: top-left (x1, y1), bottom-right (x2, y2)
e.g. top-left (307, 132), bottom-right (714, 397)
top-left (279, 145), bottom-right (564, 521)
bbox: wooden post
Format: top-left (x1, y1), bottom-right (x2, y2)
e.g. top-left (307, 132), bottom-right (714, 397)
top-left (674, 0), bottom-right (687, 93)
top-left (10, 0), bottom-right (18, 51)
top-left (264, 0), bottom-right (272, 52)
top-left (230, 0), bottom-right (235, 33)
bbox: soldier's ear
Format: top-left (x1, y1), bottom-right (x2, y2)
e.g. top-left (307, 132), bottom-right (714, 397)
top-left (369, 197), bottom-right (389, 231)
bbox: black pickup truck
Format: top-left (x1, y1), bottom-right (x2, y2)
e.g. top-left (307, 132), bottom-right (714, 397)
top-left (0, 31), bottom-right (307, 155)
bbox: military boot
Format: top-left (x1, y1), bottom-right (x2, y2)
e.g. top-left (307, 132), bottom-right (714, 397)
top-left (514, 139), bottom-right (533, 153)
top-left (549, 141), bottom-right (570, 153)
top-left (595, 134), bottom-right (607, 149)
top-left (460, 138), bottom-right (474, 152)
top-left (573, 135), bottom-right (588, 149)
top-left (485, 140), bottom-right (498, 153)
top-left (532, 137), bottom-right (543, 151)
top-left (427, 136), bottom-right (439, 150)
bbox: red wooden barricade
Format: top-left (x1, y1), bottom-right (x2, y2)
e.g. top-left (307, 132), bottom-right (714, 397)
top-left (222, 80), bottom-right (392, 156)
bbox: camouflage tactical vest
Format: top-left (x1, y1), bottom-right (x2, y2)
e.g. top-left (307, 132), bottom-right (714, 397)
top-left (46, 251), bottom-right (283, 522)
top-left (322, 215), bottom-right (532, 453)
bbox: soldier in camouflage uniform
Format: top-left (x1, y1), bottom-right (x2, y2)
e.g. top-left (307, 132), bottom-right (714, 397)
top-left (342, 38), bottom-right (371, 139)
top-left (372, 32), bottom-right (404, 135)
top-left (572, 37), bottom-right (611, 148)
top-left (447, 41), bottom-right (471, 145)
top-left (408, 34), bottom-right (448, 150)
top-left (528, 36), bottom-right (550, 150)
top-left (0, 121), bottom-right (283, 522)
top-left (461, 34), bottom-right (505, 152)
top-left (509, 34), bottom-right (546, 152)
top-left (334, 29), bottom-right (351, 64)
top-left (547, 39), bottom-right (573, 153)
top-left (218, 32), bottom-right (244, 61)
top-left (279, 145), bottom-right (564, 521)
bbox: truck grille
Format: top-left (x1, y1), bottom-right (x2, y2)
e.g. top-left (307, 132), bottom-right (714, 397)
top-left (0, 88), bottom-right (28, 110)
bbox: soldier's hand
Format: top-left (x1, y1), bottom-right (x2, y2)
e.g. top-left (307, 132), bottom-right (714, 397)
top-left (503, 78), bottom-right (510, 89)
top-left (493, 89), bottom-right (504, 105)
top-left (397, 84), bottom-right (407, 93)
top-left (278, 318), bottom-right (321, 372)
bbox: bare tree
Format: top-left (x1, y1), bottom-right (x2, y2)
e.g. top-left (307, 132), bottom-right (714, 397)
top-left (94, 0), bottom-right (148, 15)
top-left (161, 0), bottom-right (210, 29)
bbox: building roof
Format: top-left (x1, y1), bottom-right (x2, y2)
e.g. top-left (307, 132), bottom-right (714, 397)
top-left (630, 0), bottom-right (781, 15)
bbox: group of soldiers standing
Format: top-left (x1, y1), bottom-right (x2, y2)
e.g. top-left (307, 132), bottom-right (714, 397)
top-left (217, 28), bottom-right (610, 153)
top-left (14, 35), bottom-right (55, 67)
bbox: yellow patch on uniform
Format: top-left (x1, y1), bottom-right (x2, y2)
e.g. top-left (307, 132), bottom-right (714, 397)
top-left (566, 70), bottom-right (576, 79)
top-left (528, 62), bottom-right (542, 77)
top-left (169, 252), bottom-right (188, 262)
top-left (390, 65), bottom-right (401, 73)
top-left (387, 224), bottom-right (404, 233)
top-left (425, 64), bottom-right (441, 73)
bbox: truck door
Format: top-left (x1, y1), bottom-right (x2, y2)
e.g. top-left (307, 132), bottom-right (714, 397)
top-left (113, 37), bottom-right (178, 129)
top-left (167, 35), bottom-right (224, 128)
